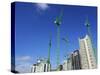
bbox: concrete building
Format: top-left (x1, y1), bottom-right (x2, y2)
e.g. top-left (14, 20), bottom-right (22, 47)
top-left (72, 50), bottom-right (81, 70)
top-left (79, 34), bottom-right (97, 69)
top-left (67, 54), bottom-right (73, 70)
top-left (31, 59), bottom-right (51, 73)
top-left (67, 50), bottom-right (81, 70)
top-left (62, 60), bottom-right (67, 71)
top-left (58, 65), bottom-right (63, 71)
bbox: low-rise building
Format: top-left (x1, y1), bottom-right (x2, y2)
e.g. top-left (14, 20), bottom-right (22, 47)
top-left (62, 60), bottom-right (67, 71)
top-left (31, 59), bottom-right (51, 73)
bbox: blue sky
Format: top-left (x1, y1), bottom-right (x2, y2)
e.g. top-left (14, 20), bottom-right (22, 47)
top-left (14, 2), bottom-right (97, 73)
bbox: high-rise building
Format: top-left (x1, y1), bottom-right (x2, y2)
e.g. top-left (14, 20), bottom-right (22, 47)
top-left (79, 34), bottom-right (97, 69)
top-left (31, 59), bottom-right (51, 73)
top-left (72, 50), bottom-right (81, 70)
top-left (67, 50), bottom-right (81, 70)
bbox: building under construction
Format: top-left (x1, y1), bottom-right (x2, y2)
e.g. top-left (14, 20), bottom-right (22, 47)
top-left (31, 58), bottom-right (51, 73)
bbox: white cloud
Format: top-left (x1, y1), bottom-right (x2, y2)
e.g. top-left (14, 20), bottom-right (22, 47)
top-left (36, 3), bottom-right (49, 11)
top-left (16, 56), bottom-right (31, 62)
top-left (15, 56), bottom-right (33, 73)
top-left (16, 62), bottom-right (32, 73)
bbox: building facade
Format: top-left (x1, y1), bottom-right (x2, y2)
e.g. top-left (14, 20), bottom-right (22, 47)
top-left (79, 34), bottom-right (97, 69)
top-left (31, 59), bottom-right (51, 73)
top-left (67, 54), bottom-right (73, 70)
top-left (67, 50), bottom-right (81, 70)
top-left (72, 50), bottom-right (81, 70)
top-left (62, 60), bottom-right (67, 71)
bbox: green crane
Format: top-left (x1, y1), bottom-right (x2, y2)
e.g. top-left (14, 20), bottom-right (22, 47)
top-left (85, 17), bottom-right (97, 63)
top-left (47, 33), bottom-right (51, 64)
top-left (62, 37), bottom-right (69, 44)
top-left (47, 33), bottom-right (52, 71)
top-left (62, 36), bottom-right (69, 59)
top-left (54, 10), bottom-right (63, 70)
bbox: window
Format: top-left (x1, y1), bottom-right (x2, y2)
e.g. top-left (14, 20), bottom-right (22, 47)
top-left (34, 67), bottom-right (36, 72)
top-left (44, 64), bottom-right (46, 72)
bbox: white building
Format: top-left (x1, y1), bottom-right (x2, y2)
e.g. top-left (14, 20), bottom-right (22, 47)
top-left (62, 60), bottom-right (67, 71)
top-left (67, 54), bottom-right (73, 70)
top-left (31, 59), bottom-right (51, 73)
top-left (79, 34), bottom-right (97, 69)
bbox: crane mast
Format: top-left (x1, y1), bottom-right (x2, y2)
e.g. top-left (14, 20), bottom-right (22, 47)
top-left (54, 10), bottom-right (63, 70)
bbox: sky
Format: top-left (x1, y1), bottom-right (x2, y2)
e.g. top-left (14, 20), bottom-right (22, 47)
top-left (14, 2), bottom-right (97, 73)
